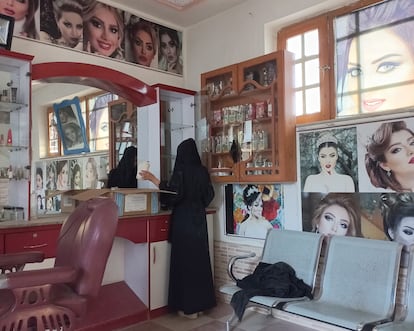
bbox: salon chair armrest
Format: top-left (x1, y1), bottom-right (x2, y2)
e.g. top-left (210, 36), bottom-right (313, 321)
top-left (0, 251), bottom-right (45, 273)
top-left (1, 266), bottom-right (77, 289)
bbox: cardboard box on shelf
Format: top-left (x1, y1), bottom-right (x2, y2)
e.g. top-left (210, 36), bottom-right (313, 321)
top-left (49, 188), bottom-right (174, 216)
top-left (46, 189), bottom-right (86, 213)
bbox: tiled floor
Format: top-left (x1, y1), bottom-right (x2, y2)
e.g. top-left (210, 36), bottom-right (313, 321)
top-left (116, 301), bottom-right (320, 331)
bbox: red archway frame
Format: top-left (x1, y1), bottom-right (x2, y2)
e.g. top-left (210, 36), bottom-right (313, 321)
top-left (32, 62), bottom-right (157, 106)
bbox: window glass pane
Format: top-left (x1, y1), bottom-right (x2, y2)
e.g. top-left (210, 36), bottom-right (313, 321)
top-left (305, 59), bottom-right (320, 86)
top-left (79, 99), bottom-right (86, 124)
top-left (294, 63), bottom-right (303, 88)
top-left (305, 87), bottom-right (320, 114)
top-left (304, 29), bottom-right (319, 56)
top-left (48, 112), bottom-right (59, 155)
top-left (287, 35), bottom-right (302, 60)
top-left (335, 0), bottom-right (414, 117)
top-left (295, 91), bottom-right (304, 116)
top-left (88, 93), bottom-right (112, 152)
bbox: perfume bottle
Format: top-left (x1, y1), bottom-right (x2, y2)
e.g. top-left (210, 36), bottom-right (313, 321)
top-left (6, 128), bottom-right (12, 146)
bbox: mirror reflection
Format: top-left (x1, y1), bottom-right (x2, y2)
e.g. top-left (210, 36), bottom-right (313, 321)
top-left (32, 82), bottom-right (136, 190)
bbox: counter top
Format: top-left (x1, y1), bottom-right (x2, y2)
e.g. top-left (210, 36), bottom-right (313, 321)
top-left (0, 216), bottom-right (67, 229)
top-left (0, 208), bottom-right (216, 230)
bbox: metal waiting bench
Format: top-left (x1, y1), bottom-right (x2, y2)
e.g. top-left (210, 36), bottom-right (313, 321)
top-left (219, 229), bottom-right (324, 331)
top-left (373, 246), bottom-right (414, 331)
top-left (282, 235), bottom-right (403, 331)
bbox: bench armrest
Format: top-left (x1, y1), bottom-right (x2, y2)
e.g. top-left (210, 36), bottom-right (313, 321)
top-left (227, 252), bottom-right (256, 282)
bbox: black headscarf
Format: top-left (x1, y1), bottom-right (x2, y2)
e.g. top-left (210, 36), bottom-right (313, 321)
top-left (107, 146), bottom-right (137, 188)
top-left (160, 138), bottom-right (213, 211)
top-left (174, 138), bottom-right (201, 172)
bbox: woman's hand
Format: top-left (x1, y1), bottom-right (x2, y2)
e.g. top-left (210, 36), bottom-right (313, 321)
top-left (167, 61), bottom-right (177, 73)
top-left (139, 169), bottom-right (160, 188)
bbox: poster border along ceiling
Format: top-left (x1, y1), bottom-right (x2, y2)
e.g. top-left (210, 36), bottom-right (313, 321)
top-left (12, 0), bottom-right (183, 76)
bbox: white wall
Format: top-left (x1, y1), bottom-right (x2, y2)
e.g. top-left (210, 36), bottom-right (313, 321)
top-left (13, 0), bottom-right (356, 246)
top-left (185, 0), bottom-right (353, 91)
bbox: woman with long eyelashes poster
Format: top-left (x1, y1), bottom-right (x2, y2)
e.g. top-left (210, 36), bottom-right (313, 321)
top-left (335, 0), bottom-right (414, 116)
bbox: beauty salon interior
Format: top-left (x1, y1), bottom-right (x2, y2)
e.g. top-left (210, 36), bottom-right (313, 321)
top-left (2, 0), bottom-right (414, 330)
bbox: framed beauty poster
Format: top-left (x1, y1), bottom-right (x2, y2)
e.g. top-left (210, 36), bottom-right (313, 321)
top-left (0, 14), bottom-right (14, 50)
top-left (335, 0), bottom-right (414, 116)
top-left (53, 97), bottom-right (89, 155)
top-left (225, 183), bottom-right (284, 239)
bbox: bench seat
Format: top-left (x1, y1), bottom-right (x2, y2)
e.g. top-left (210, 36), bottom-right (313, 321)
top-left (220, 229), bottom-right (324, 331)
top-left (283, 236), bottom-right (403, 331)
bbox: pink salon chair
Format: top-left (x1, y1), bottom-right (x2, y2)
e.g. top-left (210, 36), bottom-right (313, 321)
top-left (0, 197), bottom-right (118, 331)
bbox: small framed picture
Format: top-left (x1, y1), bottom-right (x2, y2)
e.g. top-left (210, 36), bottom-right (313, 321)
top-left (53, 97), bottom-right (90, 155)
top-left (0, 14), bottom-right (14, 50)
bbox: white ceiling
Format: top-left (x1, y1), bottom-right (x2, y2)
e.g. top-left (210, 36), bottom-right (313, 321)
top-left (110, 0), bottom-right (247, 28)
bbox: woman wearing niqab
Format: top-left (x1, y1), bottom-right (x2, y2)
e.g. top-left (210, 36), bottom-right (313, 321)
top-left (107, 146), bottom-right (137, 188)
top-left (139, 138), bottom-right (216, 316)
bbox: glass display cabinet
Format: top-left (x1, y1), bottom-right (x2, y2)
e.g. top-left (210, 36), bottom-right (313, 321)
top-left (137, 85), bottom-right (195, 188)
top-left (201, 50), bottom-right (296, 183)
top-left (0, 49), bottom-right (32, 219)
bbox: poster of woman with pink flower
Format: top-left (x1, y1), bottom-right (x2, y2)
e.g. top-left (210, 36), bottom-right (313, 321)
top-left (225, 183), bottom-right (284, 239)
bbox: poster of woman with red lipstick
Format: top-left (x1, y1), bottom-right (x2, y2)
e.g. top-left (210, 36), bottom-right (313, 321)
top-left (335, 0), bottom-right (414, 116)
top-left (34, 0), bottom-right (183, 75)
top-left (357, 117), bottom-right (414, 193)
top-left (299, 127), bottom-right (358, 193)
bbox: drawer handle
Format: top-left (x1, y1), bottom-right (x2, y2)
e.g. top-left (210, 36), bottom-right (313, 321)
top-left (24, 244), bottom-right (48, 249)
top-left (160, 228), bottom-right (167, 232)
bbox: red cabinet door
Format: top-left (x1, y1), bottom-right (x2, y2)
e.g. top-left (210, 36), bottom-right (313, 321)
top-left (149, 216), bottom-right (170, 242)
top-left (117, 217), bottom-right (147, 243)
top-left (0, 233), bottom-right (4, 254)
top-left (5, 227), bottom-right (61, 258)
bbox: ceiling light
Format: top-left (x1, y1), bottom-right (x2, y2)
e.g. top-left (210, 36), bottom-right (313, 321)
top-left (155, 0), bottom-right (203, 11)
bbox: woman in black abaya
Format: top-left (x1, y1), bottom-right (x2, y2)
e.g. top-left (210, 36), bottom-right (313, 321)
top-left (139, 138), bottom-right (216, 318)
top-left (107, 146), bottom-right (137, 188)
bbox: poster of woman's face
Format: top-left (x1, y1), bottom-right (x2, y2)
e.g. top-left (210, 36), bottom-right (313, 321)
top-left (357, 117), bottom-right (414, 193)
top-left (54, 96), bottom-right (89, 155)
top-left (35, 162), bottom-right (46, 214)
top-left (302, 191), bottom-right (414, 249)
top-left (299, 127), bottom-right (358, 193)
top-left (34, 0), bottom-right (183, 75)
top-left (298, 114), bottom-right (414, 247)
top-left (225, 183), bottom-right (284, 239)
top-left (70, 159), bottom-right (83, 189)
top-left (335, 0), bottom-right (414, 117)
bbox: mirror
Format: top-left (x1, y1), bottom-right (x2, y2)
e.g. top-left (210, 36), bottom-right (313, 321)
top-left (32, 62), bottom-right (156, 169)
top-left (108, 98), bottom-right (137, 169)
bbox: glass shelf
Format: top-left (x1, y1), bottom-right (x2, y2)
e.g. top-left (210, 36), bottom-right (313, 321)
top-left (201, 50), bottom-right (296, 183)
top-left (0, 145), bottom-right (28, 151)
top-left (0, 101), bottom-right (27, 112)
top-left (163, 122), bottom-right (194, 131)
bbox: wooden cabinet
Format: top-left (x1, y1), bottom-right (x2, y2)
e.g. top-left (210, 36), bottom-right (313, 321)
top-left (201, 50), bottom-right (296, 183)
top-left (108, 98), bottom-right (136, 170)
top-left (0, 50), bottom-right (32, 218)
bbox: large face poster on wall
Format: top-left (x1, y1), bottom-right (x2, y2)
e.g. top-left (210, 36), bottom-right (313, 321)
top-left (225, 183), bottom-right (284, 240)
top-left (298, 116), bottom-right (414, 247)
top-left (0, 0), bottom-right (183, 75)
top-left (335, 0), bottom-right (414, 116)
